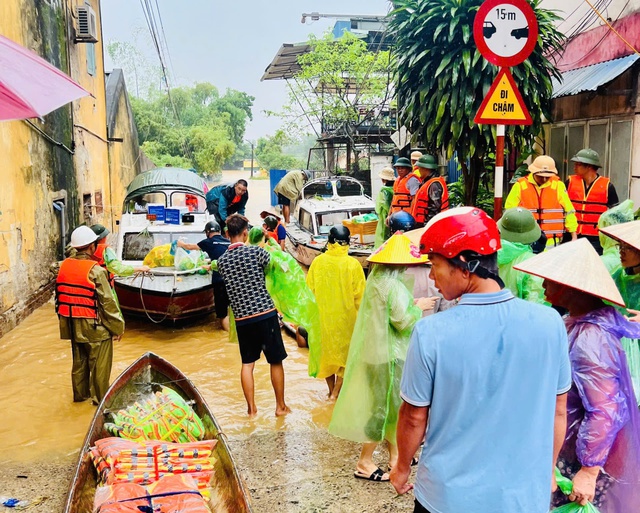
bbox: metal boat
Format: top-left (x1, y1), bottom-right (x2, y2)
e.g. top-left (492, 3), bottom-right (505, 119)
top-left (114, 167), bottom-right (216, 322)
top-left (285, 176), bottom-right (376, 268)
top-left (63, 352), bottom-right (253, 513)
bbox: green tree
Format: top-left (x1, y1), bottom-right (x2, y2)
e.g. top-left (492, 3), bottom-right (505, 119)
top-left (389, 0), bottom-right (563, 205)
top-left (256, 130), bottom-right (305, 170)
top-left (276, 31), bottom-right (393, 140)
top-left (130, 84), bottom-right (254, 176)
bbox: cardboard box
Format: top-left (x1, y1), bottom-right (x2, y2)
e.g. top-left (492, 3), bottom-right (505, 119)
top-left (165, 207), bottom-right (188, 225)
top-left (147, 203), bottom-right (165, 221)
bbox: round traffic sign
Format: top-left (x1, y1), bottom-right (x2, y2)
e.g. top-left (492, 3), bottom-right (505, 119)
top-left (473, 0), bottom-right (538, 67)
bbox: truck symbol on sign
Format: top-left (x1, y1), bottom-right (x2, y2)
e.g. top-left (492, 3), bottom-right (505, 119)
top-left (483, 21), bottom-right (497, 38)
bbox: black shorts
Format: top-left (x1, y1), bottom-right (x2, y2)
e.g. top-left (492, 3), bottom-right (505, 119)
top-left (277, 193), bottom-right (290, 207)
top-left (236, 315), bottom-right (288, 364)
top-left (212, 282), bottom-right (229, 319)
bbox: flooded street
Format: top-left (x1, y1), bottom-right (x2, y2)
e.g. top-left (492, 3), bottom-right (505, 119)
top-left (0, 171), bottom-right (415, 512)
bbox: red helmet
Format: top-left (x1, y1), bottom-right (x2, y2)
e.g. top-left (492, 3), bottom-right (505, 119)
top-left (420, 207), bottom-right (501, 257)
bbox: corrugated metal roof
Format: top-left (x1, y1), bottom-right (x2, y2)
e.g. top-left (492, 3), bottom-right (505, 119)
top-left (552, 54), bottom-right (640, 98)
top-left (261, 43), bottom-right (311, 81)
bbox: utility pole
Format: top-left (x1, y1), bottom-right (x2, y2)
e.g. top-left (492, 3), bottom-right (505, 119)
top-left (250, 141), bottom-right (255, 178)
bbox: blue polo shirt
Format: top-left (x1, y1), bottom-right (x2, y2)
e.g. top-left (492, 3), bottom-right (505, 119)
top-left (401, 289), bottom-right (571, 513)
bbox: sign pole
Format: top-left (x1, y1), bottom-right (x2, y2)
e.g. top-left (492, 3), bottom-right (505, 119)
top-left (494, 124), bottom-right (505, 220)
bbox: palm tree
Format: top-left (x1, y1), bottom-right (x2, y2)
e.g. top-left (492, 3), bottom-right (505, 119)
top-left (389, 0), bottom-right (564, 206)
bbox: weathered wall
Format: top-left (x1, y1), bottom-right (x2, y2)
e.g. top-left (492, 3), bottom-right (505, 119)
top-left (0, 0), bottom-right (75, 336)
top-left (0, 0), bottom-right (142, 336)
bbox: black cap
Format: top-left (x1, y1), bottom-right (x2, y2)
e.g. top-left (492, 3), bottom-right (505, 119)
top-left (328, 225), bottom-right (351, 245)
top-left (204, 220), bottom-right (221, 233)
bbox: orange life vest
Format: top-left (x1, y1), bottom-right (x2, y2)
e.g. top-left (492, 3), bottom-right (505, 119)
top-left (567, 174), bottom-right (609, 236)
top-left (390, 174), bottom-right (414, 214)
top-left (411, 176), bottom-right (449, 224)
top-left (517, 177), bottom-right (566, 240)
top-left (55, 259), bottom-right (99, 320)
top-left (93, 243), bottom-right (115, 288)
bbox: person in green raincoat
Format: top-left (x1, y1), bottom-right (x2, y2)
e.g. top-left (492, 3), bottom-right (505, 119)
top-left (496, 208), bottom-right (546, 304)
top-left (374, 167), bottom-right (396, 248)
top-left (307, 225), bottom-right (366, 399)
top-left (329, 233), bottom-right (435, 482)
top-left (598, 200), bottom-right (635, 273)
top-left (599, 219), bottom-right (640, 404)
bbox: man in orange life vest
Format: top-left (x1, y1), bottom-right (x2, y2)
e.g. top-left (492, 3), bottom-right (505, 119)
top-left (90, 224), bottom-right (148, 284)
top-left (411, 155), bottom-right (449, 227)
top-left (505, 155), bottom-right (578, 248)
top-left (566, 148), bottom-right (619, 255)
top-left (56, 226), bottom-right (125, 403)
top-left (388, 157), bottom-right (421, 222)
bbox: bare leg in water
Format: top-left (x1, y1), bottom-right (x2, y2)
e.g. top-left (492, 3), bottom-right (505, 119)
top-left (240, 362), bottom-right (257, 416)
top-left (329, 374), bottom-right (344, 401)
top-left (270, 362), bottom-right (290, 416)
top-left (325, 375), bottom-right (336, 398)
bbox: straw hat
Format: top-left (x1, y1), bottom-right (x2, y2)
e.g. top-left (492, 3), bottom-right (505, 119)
top-left (367, 232), bottom-right (429, 265)
top-left (513, 238), bottom-right (625, 306)
top-left (378, 167), bottom-right (396, 181)
top-left (599, 220), bottom-right (640, 252)
top-left (528, 155), bottom-right (558, 177)
top-left (410, 150), bottom-right (423, 161)
top-left (404, 226), bottom-right (426, 248)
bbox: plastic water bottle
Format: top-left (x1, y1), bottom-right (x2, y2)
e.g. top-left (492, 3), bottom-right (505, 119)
top-left (0, 497), bottom-right (30, 508)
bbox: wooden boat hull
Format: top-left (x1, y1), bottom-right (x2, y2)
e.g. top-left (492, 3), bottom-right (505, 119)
top-left (64, 352), bottom-right (253, 513)
top-left (114, 271), bottom-right (214, 322)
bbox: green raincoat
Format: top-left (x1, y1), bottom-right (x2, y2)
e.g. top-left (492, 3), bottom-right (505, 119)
top-left (613, 267), bottom-right (640, 404)
top-left (599, 200), bottom-right (635, 273)
top-left (306, 243), bottom-right (365, 379)
top-left (497, 240), bottom-right (546, 304)
top-left (329, 264), bottom-right (422, 443)
top-left (374, 186), bottom-right (394, 248)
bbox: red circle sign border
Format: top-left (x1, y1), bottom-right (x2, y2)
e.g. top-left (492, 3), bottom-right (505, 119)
top-left (473, 0), bottom-right (539, 67)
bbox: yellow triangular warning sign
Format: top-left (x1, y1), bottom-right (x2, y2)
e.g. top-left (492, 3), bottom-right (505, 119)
top-left (475, 68), bottom-right (532, 125)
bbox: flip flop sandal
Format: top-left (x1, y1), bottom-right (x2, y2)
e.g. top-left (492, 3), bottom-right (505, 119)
top-left (388, 457), bottom-right (419, 472)
top-left (354, 467), bottom-right (389, 482)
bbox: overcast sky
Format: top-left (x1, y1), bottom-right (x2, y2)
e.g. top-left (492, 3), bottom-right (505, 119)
top-left (101, 1), bottom-right (391, 140)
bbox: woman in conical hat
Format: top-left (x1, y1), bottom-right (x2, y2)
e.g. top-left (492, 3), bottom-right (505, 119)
top-left (600, 218), bottom-right (640, 403)
top-left (328, 233), bottom-right (435, 482)
top-left (515, 238), bottom-right (640, 512)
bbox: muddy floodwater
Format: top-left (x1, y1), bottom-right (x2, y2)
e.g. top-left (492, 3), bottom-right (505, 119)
top-left (0, 172), bottom-right (415, 511)
top-left (0, 303), bottom-right (415, 513)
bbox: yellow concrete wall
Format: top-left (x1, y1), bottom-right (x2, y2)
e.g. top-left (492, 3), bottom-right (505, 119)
top-left (65, 0), bottom-right (110, 230)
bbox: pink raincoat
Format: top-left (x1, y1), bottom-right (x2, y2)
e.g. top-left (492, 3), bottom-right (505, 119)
top-left (554, 307), bottom-right (640, 512)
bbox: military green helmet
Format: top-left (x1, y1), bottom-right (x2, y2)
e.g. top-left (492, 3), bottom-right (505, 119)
top-left (393, 157), bottom-right (412, 168)
top-left (571, 148), bottom-right (602, 168)
top-left (497, 207), bottom-right (542, 245)
top-left (416, 155), bottom-right (438, 170)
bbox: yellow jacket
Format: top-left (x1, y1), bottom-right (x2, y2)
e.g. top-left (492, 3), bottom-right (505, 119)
top-left (505, 174), bottom-right (577, 236)
top-left (306, 243), bottom-right (365, 379)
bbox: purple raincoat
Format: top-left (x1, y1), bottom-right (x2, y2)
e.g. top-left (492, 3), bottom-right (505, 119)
top-left (556, 307), bottom-right (640, 513)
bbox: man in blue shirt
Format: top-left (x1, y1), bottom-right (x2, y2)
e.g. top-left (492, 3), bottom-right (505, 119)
top-left (205, 180), bottom-right (249, 232)
top-left (391, 207), bottom-right (571, 513)
top-left (177, 220), bottom-right (230, 331)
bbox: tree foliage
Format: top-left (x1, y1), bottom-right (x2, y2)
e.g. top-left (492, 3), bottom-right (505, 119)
top-left (275, 31), bottom-right (393, 139)
top-left (255, 130), bottom-right (305, 171)
top-left (389, 0), bottom-right (564, 205)
top-left (131, 84), bottom-right (254, 176)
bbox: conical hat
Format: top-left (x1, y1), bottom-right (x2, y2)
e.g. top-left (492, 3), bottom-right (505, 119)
top-left (599, 220), bottom-right (640, 253)
top-left (404, 226), bottom-right (426, 248)
top-left (513, 238), bottom-right (625, 307)
top-left (367, 232), bottom-right (429, 265)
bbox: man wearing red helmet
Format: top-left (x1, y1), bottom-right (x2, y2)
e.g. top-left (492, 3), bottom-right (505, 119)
top-left (390, 207), bottom-right (571, 513)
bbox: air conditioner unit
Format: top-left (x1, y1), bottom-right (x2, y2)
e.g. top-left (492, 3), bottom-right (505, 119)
top-left (76, 5), bottom-right (98, 43)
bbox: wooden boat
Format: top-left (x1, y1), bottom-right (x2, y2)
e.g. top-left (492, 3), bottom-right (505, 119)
top-left (64, 352), bottom-right (253, 513)
top-left (285, 176), bottom-right (376, 269)
top-left (114, 167), bottom-right (218, 322)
